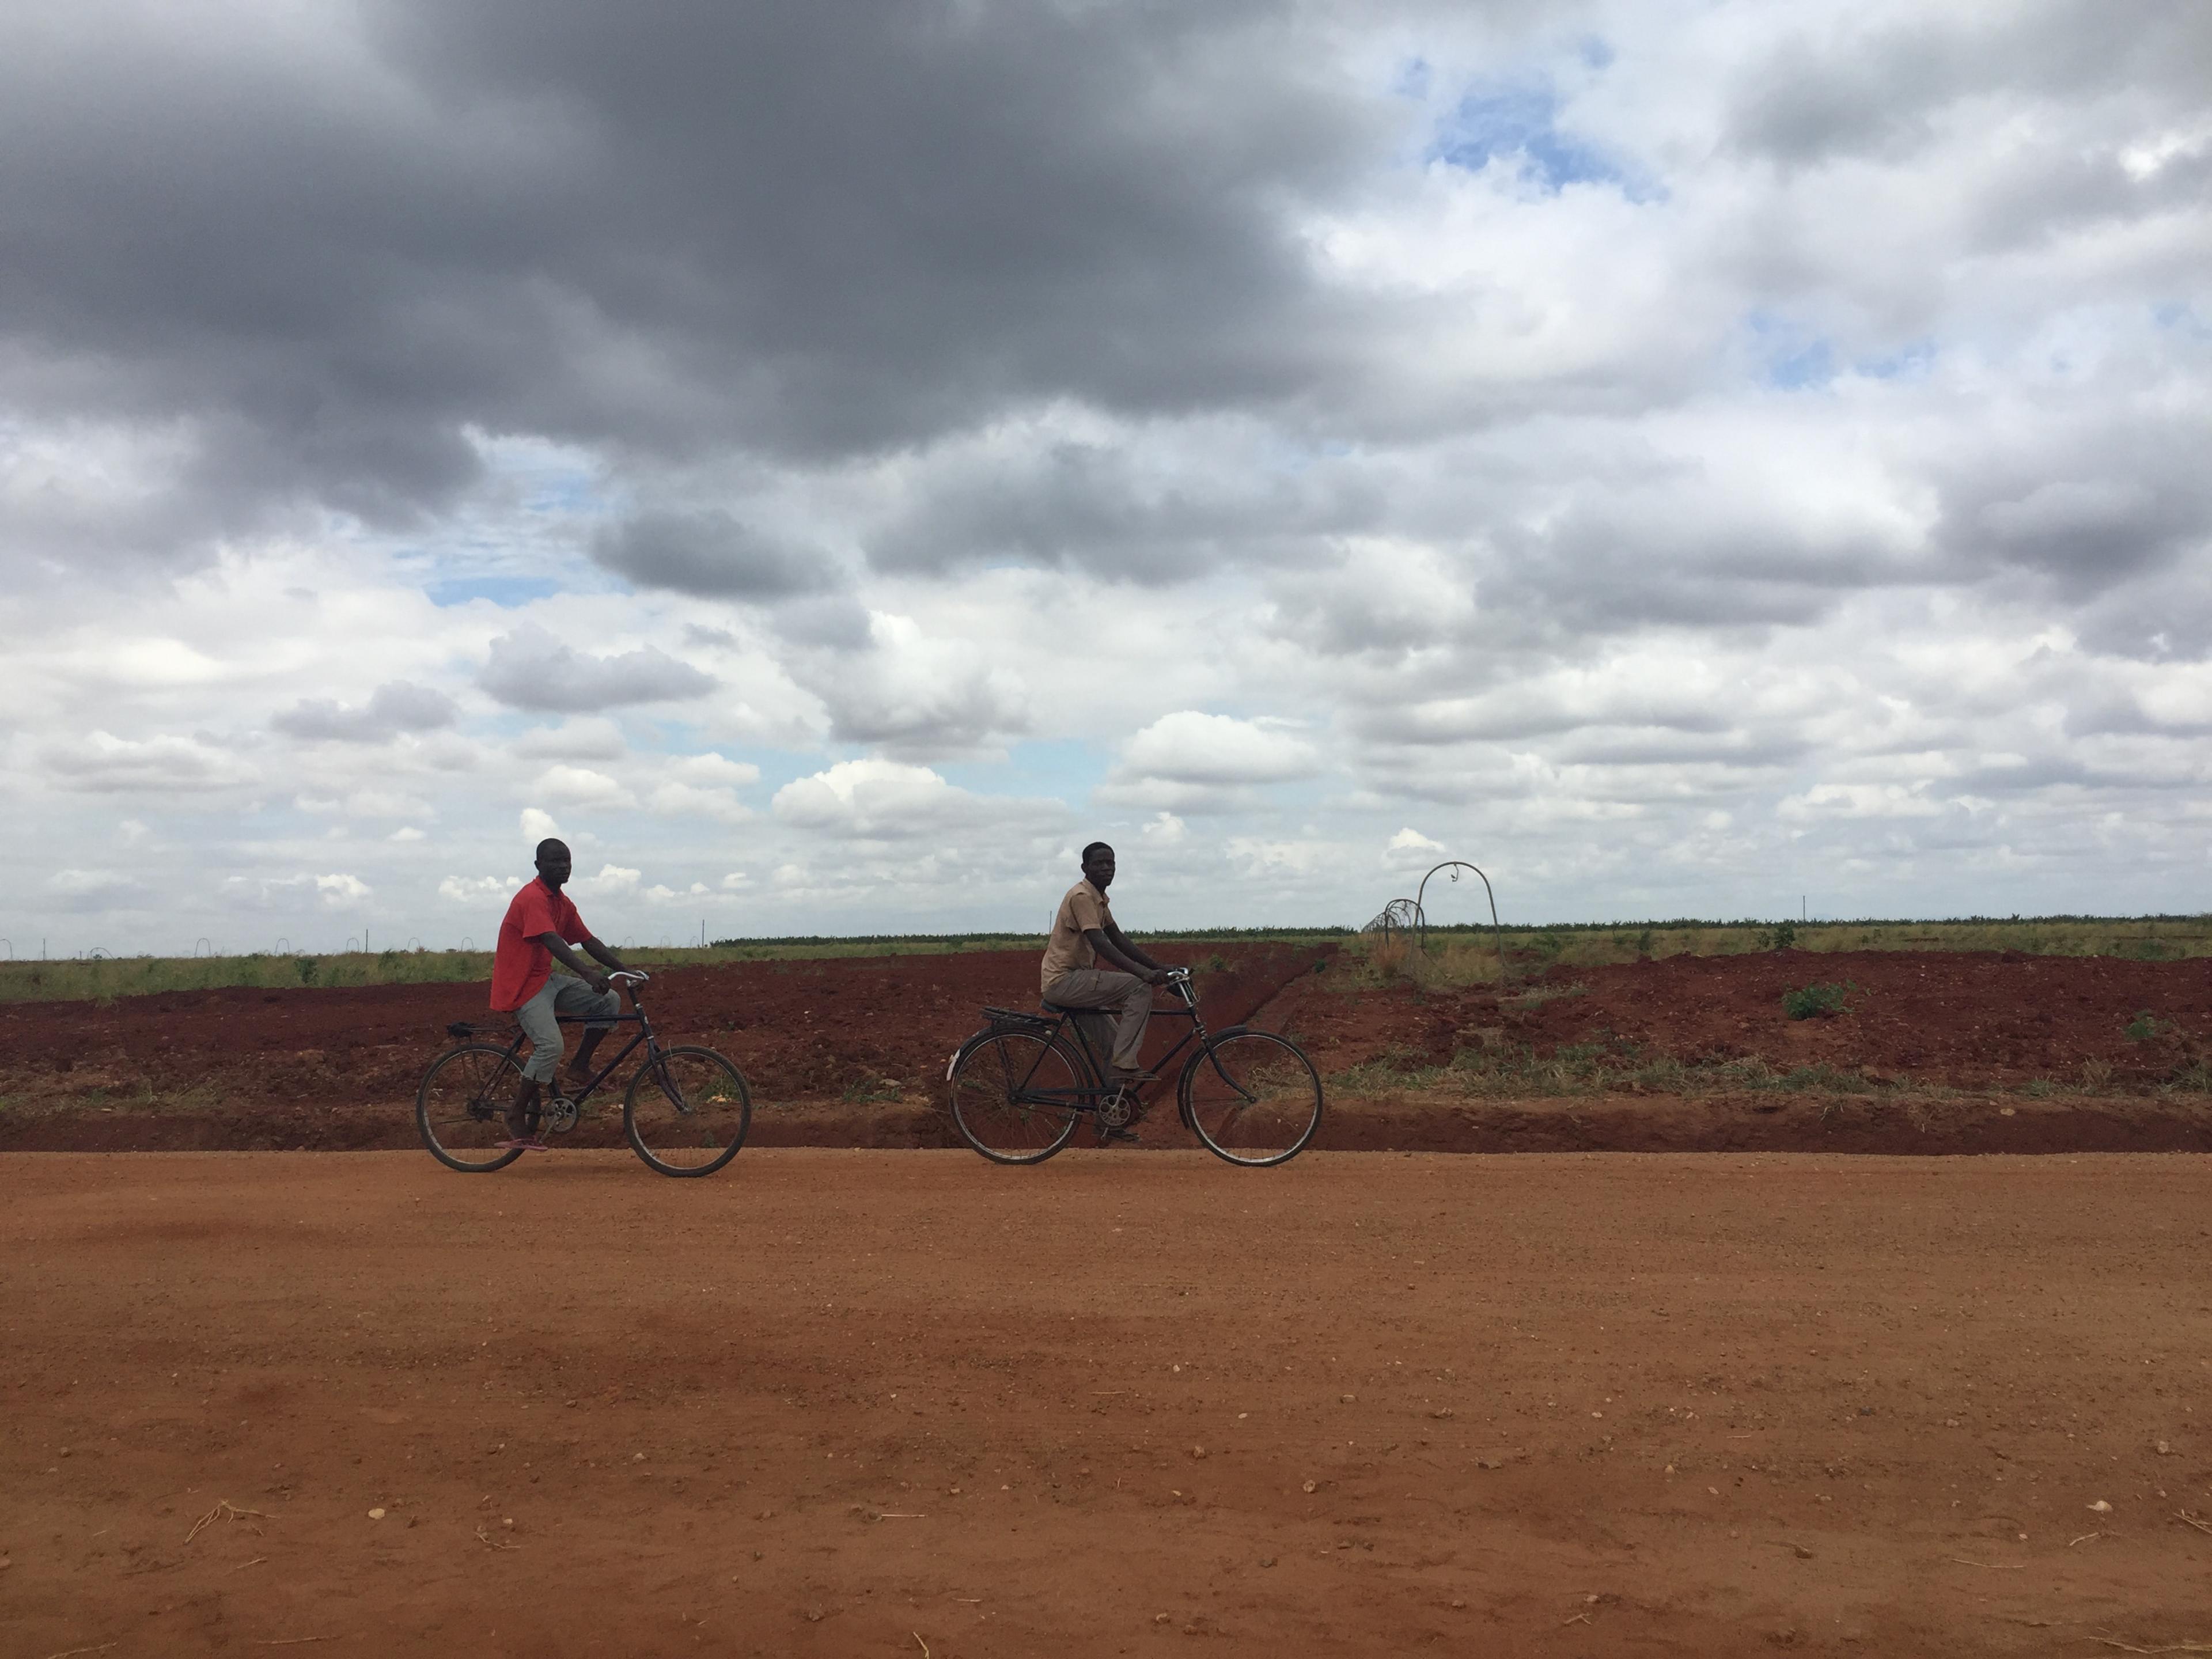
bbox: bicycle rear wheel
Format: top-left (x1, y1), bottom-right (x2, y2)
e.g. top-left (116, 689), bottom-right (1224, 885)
top-left (1180, 1030), bottom-right (1324, 1167)
top-left (624, 1045), bottom-right (751, 1176)
top-left (948, 1030), bottom-right (1084, 1164)
top-left (417, 1043), bottom-right (527, 1172)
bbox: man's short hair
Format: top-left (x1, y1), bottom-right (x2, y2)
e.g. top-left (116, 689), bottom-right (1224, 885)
top-left (1081, 840), bottom-right (1113, 862)
top-left (535, 838), bottom-right (569, 862)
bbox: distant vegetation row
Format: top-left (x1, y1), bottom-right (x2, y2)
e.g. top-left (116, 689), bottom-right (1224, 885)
top-left (1, 915), bottom-right (2205, 1005)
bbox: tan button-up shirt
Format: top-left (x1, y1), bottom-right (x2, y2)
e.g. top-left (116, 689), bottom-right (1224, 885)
top-left (1040, 879), bottom-right (1112, 993)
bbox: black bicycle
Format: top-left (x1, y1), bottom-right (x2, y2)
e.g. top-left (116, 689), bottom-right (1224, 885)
top-left (945, 968), bottom-right (1323, 1167)
top-left (416, 970), bottom-right (751, 1177)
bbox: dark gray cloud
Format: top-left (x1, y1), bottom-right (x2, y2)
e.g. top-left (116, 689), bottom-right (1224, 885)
top-left (867, 437), bottom-right (1386, 583)
top-left (592, 509), bottom-right (837, 599)
top-left (272, 680), bottom-right (458, 742)
top-left (41, 732), bottom-right (257, 793)
top-left (0, 0), bottom-right (1389, 551)
top-left (479, 626), bottom-right (716, 712)
top-left (1931, 405), bottom-right (2212, 596)
top-left (1727, 3), bottom-right (2212, 167)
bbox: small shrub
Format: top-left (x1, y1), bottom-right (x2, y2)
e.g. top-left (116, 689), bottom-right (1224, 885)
top-left (1368, 933), bottom-right (1410, 979)
top-left (294, 955), bottom-right (319, 985)
top-left (2124, 1010), bottom-right (2168, 1043)
top-left (2080, 1058), bottom-right (2114, 1091)
top-left (1781, 982), bottom-right (1852, 1020)
top-left (1759, 921), bottom-right (1800, 951)
top-left (1635, 928), bottom-right (1655, 960)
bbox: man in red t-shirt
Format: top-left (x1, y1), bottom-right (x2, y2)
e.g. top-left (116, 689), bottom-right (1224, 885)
top-left (491, 838), bottom-right (630, 1146)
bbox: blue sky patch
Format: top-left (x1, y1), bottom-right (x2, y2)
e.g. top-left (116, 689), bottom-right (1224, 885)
top-left (427, 575), bottom-right (563, 608)
top-left (1431, 83), bottom-right (1628, 195)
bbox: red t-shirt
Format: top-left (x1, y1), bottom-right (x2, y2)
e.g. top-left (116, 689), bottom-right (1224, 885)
top-left (490, 878), bottom-right (590, 1011)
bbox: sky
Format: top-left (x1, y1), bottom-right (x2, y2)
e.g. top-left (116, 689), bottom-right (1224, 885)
top-left (4, 0), bottom-right (2210, 955)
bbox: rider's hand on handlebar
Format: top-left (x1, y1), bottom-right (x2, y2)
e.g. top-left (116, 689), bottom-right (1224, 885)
top-left (588, 972), bottom-right (614, 997)
top-left (1145, 965), bottom-right (1177, 987)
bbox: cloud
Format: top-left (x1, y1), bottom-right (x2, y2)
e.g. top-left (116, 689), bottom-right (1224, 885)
top-left (646, 782), bottom-right (752, 824)
top-left (438, 874), bottom-right (513, 905)
top-left (46, 868), bottom-right (152, 911)
top-left (667, 752), bottom-right (760, 789)
top-left (313, 873), bottom-right (372, 906)
top-left (520, 808), bottom-right (563, 843)
top-left (1264, 541), bottom-right (1478, 658)
top-left (1120, 713), bottom-right (1320, 785)
top-left (514, 718), bottom-right (629, 762)
top-left (592, 508), bottom-right (837, 599)
top-left (528, 765), bottom-right (635, 810)
top-left (43, 731), bottom-right (256, 793)
top-left (572, 863), bottom-right (679, 904)
top-left (9, 3), bottom-right (2212, 937)
top-left (480, 627), bottom-right (716, 713)
top-left (271, 681), bottom-right (458, 743)
top-left (221, 872), bottom-right (374, 910)
top-left (783, 612), bottom-right (1032, 758)
top-left (772, 758), bottom-right (1063, 842)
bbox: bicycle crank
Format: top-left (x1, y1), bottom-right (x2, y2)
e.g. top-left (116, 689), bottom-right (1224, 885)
top-left (1097, 1090), bottom-right (1134, 1130)
top-left (543, 1094), bottom-right (580, 1134)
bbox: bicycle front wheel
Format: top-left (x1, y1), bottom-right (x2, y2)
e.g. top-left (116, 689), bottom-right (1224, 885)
top-left (1180, 1030), bottom-right (1324, 1167)
top-left (948, 1030), bottom-right (1084, 1165)
top-left (418, 1043), bottom-right (527, 1172)
top-left (624, 1046), bottom-right (751, 1176)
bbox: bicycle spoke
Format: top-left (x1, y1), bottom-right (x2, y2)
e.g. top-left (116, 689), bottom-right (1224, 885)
top-left (624, 1046), bottom-right (750, 1176)
top-left (949, 1031), bottom-right (1082, 1165)
top-left (1181, 1031), bottom-right (1323, 1166)
top-left (416, 1044), bottom-right (528, 1172)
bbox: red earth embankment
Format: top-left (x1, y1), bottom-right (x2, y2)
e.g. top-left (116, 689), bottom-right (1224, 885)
top-left (5, 945), bottom-right (2211, 1154)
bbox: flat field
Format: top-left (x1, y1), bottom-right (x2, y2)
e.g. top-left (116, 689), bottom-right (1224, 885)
top-left (3, 944), bottom-right (2209, 1156)
top-left (4, 1150), bottom-right (2210, 1657)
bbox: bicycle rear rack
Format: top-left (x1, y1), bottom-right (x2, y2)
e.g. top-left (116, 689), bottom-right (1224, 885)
top-left (981, 1006), bottom-right (1056, 1034)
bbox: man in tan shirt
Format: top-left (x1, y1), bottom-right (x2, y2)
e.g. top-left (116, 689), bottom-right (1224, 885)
top-left (1041, 841), bottom-right (1175, 1082)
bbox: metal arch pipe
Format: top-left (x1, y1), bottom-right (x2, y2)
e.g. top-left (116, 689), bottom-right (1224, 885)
top-left (1415, 861), bottom-right (1506, 987)
top-left (1362, 897), bottom-right (1421, 936)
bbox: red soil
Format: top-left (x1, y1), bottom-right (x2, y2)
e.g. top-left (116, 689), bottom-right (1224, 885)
top-left (1260, 948), bottom-right (2212, 1088)
top-left (0, 943), bottom-right (1328, 1149)
top-left (6, 1150), bottom-right (2212, 1657)
top-left (5, 946), bottom-right (2211, 1156)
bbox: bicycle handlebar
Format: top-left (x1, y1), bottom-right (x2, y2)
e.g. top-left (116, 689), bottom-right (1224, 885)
top-left (608, 969), bottom-right (650, 986)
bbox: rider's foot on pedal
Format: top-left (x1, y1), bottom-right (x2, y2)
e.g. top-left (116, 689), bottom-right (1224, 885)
top-left (1107, 1068), bottom-right (1158, 1086)
top-left (499, 1134), bottom-right (550, 1151)
top-left (1104, 1126), bottom-right (1140, 1143)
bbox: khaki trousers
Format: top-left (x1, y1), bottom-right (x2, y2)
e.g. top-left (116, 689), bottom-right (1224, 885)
top-left (514, 974), bottom-right (621, 1082)
top-left (1043, 969), bottom-right (1153, 1072)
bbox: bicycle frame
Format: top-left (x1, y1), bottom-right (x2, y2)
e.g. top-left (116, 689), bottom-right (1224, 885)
top-left (474, 979), bottom-right (665, 1111)
top-left (985, 974), bottom-right (1212, 1116)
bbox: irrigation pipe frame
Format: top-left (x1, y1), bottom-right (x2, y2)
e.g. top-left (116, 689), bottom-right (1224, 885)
top-left (1360, 861), bottom-right (1510, 988)
top-left (1416, 861), bottom-right (1507, 987)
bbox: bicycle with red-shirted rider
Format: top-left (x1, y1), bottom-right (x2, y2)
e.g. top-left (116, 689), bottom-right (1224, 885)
top-left (415, 969), bottom-right (750, 1176)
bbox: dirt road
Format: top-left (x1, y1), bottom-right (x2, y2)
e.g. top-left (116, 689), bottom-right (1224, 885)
top-left (4, 1150), bottom-right (2210, 1657)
